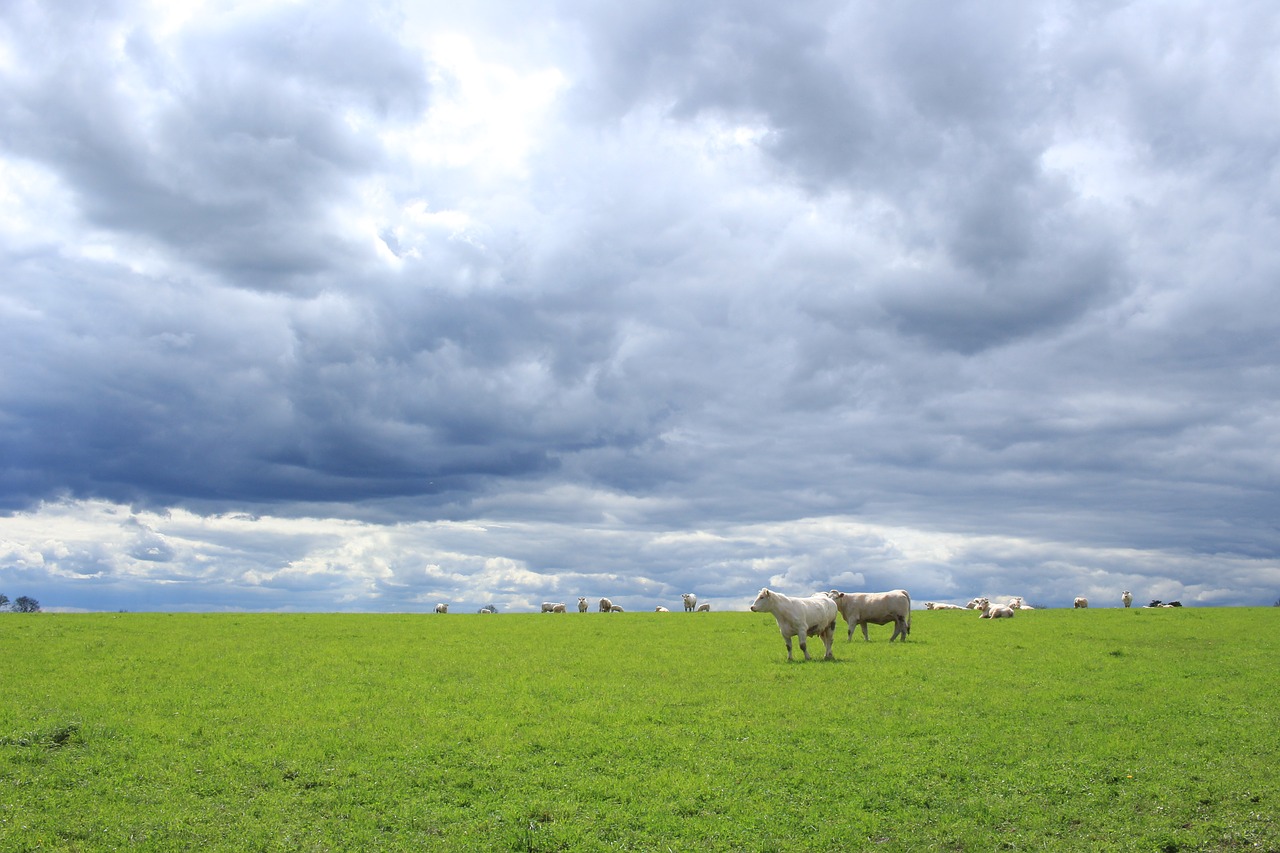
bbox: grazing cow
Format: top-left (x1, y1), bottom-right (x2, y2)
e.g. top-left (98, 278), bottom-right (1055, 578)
top-left (541, 602), bottom-right (561, 613)
top-left (655, 606), bottom-right (670, 612)
top-left (682, 593), bottom-right (697, 612)
top-left (826, 589), bottom-right (912, 642)
top-left (1074, 597), bottom-right (1089, 609)
top-left (599, 597), bottom-right (613, 613)
top-left (434, 603), bottom-right (448, 614)
top-left (749, 588), bottom-right (837, 662)
top-left (577, 597), bottom-right (589, 613)
top-left (696, 603), bottom-right (711, 612)
top-left (1122, 590), bottom-right (1133, 608)
top-left (609, 605), bottom-right (625, 612)
top-left (552, 603), bottom-right (567, 613)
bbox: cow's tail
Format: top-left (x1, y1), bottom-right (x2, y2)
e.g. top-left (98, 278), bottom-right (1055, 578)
top-left (905, 591), bottom-right (912, 636)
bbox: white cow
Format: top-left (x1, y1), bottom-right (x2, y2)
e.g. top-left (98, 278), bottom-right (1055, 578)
top-left (599, 597), bottom-right (613, 613)
top-left (979, 601), bottom-right (1015, 619)
top-left (1074, 597), bottom-right (1089, 609)
top-left (577, 597), bottom-right (589, 613)
top-left (750, 588), bottom-right (837, 662)
top-left (541, 602), bottom-right (562, 613)
top-left (434, 603), bottom-right (448, 614)
top-left (826, 589), bottom-right (912, 642)
top-left (477, 606), bottom-right (496, 614)
top-left (682, 593), bottom-right (698, 612)
top-left (552, 603), bottom-right (567, 613)
top-left (655, 606), bottom-right (670, 612)
top-left (609, 605), bottom-right (625, 612)
top-left (696, 603), bottom-right (711, 612)
top-left (1122, 590), bottom-right (1133, 608)
top-left (965, 598), bottom-right (985, 610)
top-left (925, 602), bottom-right (964, 610)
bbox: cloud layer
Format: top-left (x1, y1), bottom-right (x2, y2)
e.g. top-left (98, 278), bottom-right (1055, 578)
top-left (3, 0), bottom-right (1279, 611)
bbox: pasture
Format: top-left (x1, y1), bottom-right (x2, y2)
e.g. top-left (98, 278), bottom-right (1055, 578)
top-left (1, 607), bottom-right (1277, 851)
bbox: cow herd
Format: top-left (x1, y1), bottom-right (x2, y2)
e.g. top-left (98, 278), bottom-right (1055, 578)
top-left (432, 594), bottom-right (713, 615)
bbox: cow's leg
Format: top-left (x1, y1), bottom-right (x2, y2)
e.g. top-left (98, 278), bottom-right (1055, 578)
top-left (821, 624), bottom-right (835, 660)
top-left (861, 621), bottom-right (870, 642)
top-left (890, 618), bottom-right (902, 642)
top-left (783, 635), bottom-right (794, 661)
top-left (798, 635), bottom-right (811, 661)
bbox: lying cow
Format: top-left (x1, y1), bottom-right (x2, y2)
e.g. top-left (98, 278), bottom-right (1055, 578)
top-left (979, 601), bottom-right (1015, 619)
top-left (655, 606), bottom-right (670, 612)
top-left (541, 602), bottom-right (563, 613)
top-left (434, 603), bottom-right (448, 614)
top-left (750, 588), bottom-right (836, 662)
top-left (1074, 597), bottom-right (1089, 609)
top-left (696, 603), bottom-right (711, 612)
top-left (682, 593), bottom-right (697, 612)
top-left (609, 604), bottom-right (625, 612)
top-left (925, 602), bottom-right (964, 610)
top-left (826, 589), bottom-right (911, 642)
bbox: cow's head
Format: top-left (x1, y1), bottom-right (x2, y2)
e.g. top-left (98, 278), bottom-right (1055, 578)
top-left (749, 588), bottom-right (771, 612)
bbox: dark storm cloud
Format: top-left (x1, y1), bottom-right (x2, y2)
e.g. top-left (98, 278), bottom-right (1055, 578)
top-left (2, 0), bottom-right (1279, 610)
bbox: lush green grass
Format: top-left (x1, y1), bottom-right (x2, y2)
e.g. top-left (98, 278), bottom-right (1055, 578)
top-left (1, 608), bottom-right (1277, 851)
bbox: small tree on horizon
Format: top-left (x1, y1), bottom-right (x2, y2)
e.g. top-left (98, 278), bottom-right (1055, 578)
top-left (12, 596), bottom-right (40, 613)
top-left (0, 594), bottom-right (9, 609)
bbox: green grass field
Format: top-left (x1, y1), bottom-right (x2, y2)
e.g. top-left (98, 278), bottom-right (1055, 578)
top-left (2, 608), bottom-right (1277, 852)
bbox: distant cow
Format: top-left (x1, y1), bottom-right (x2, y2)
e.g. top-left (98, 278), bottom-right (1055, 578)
top-left (434, 603), bottom-right (448, 614)
top-left (1122, 590), bottom-right (1133, 608)
top-left (1147, 600), bottom-right (1183, 608)
top-left (750, 588), bottom-right (837, 662)
top-left (552, 603), bottom-right (567, 613)
top-left (826, 589), bottom-right (911, 642)
top-left (696, 603), bottom-right (711, 612)
top-left (925, 602), bottom-right (964, 610)
top-left (965, 598), bottom-right (984, 610)
top-left (682, 593), bottom-right (697, 612)
top-left (655, 606), bottom-right (670, 612)
top-left (577, 597), bottom-right (589, 613)
top-left (541, 602), bottom-right (563, 613)
top-left (477, 606), bottom-right (496, 614)
top-left (609, 605), bottom-right (625, 612)
top-left (599, 597), bottom-right (613, 613)
top-left (1074, 597), bottom-right (1089, 609)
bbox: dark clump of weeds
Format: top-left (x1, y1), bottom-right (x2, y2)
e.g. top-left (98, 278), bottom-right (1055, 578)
top-left (1, 721), bottom-right (84, 750)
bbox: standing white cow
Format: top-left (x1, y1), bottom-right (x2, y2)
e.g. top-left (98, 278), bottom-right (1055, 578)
top-left (682, 593), bottom-right (698, 612)
top-left (599, 597), bottom-right (613, 612)
top-left (1122, 590), bottom-right (1133, 608)
top-left (1074, 597), bottom-right (1089, 609)
top-left (826, 589), bottom-right (912, 642)
top-left (750, 588), bottom-right (837, 661)
top-left (434, 603), bottom-right (448, 614)
top-left (577, 597), bottom-right (589, 613)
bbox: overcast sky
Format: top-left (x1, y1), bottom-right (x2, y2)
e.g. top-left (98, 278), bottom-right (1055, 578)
top-left (3, 0), bottom-right (1279, 613)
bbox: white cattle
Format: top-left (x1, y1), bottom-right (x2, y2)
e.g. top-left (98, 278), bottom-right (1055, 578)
top-left (925, 602), bottom-right (964, 610)
top-left (682, 593), bottom-right (697, 612)
top-left (826, 589), bottom-right (912, 642)
top-left (1074, 597), bottom-right (1089, 609)
top-left (655, 606), bottom-right (670, 612)
top-left (1122, 590), bottom-right (1133, 608)
top-left (552, 603), bottom-right (567, 613)
top-left (965, 598), bottom-right (985, 610)
top-left (541, 602), bottom-right (561, 613)
top-left (696, 603), bottom-right (711, 612)
top-left (749, 588), bottom-right (837, 662)
top-left (577, 597), bottom-right (589, 613)
top-left (609, 605), bottom-right (625, 612)
top-left (477, 606), bottom-right (496, 614)
top-left (979, 601), bottom-right (1015, 619)
top-left (599, 597), bottom-right (613, 612)
top-left (434, 603), bottom-right (448, 614)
